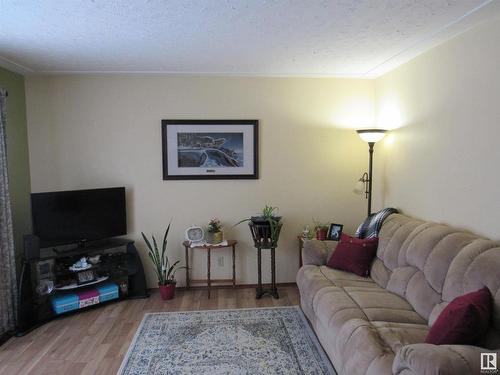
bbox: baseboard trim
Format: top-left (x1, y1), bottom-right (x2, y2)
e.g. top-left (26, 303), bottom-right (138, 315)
top-left (0, 331), bottom-right (13, 346)
top-left (175, 282), bottom-right (297, 291)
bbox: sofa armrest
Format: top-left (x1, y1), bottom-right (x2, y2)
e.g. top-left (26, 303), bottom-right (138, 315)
top-left (393, 343), bottom-right (499, 375)
top-left (302, 239), bottom-right (338, 266)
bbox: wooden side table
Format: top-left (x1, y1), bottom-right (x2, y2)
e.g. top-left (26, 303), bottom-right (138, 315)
top-left (298, 236), bottom-right (305, 268)
top-left (183, 240), bottom-right (237, 299)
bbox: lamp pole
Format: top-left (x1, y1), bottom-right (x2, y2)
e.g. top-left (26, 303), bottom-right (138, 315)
top-left (356, 129), bottom-right (386, 217)
top-left (367, 142), bottom-right (374, 216)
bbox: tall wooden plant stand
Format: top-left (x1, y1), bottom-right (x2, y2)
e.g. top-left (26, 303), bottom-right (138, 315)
top-left (249, 222), bottom-right (282, 299)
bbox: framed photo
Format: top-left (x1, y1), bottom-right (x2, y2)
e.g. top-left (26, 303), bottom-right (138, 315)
top-left (162, 120), bottom-right (258, 180)
top-left (327, 223), bottom-right (343, 241)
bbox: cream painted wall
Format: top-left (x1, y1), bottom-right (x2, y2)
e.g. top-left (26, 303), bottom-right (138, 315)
top-left (25, 75), bottom-right (375, 286)
top-left (374, 14), bottom-right (500, 239)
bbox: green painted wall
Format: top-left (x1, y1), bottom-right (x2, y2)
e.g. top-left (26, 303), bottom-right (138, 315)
top-left (0, 67), bottom-right (31, 268)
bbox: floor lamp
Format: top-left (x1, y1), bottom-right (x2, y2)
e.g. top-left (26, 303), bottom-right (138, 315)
top-left (354, 129), bottom-right (387, 216)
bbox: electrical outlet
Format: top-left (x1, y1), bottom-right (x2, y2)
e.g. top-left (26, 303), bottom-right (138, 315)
top-left (217, 256), bottom-right (224, 267)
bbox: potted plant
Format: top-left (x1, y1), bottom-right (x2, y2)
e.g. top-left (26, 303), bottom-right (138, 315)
top-left (206, 217), bottom-right (223, 244)
top-left (236, 205), bottom-right (282, 246)
top-left (250, 205), bottom-right (281, 224)
top-left (313, 220), bottom-right (329, 241)
top-left (141, 223), bottom-right (184, 300)
top-left (301, 225), bottom-right (314, 240)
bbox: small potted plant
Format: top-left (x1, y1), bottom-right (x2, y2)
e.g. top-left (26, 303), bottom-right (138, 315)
top-left (301, 225), bottom-right (314, 240)
top-left (250, 205), bottom-right (281, 225)
top-left (236, 205), bottom-right (282, 246)
top-left (142, 223), bottom-right (185, 300)
top-left (206, 217), bottom-right (223, 244)
top-left (313, 220), bottom-right (329, 241)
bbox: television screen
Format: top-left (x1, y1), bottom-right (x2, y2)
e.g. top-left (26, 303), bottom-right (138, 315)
top-left (31, 187), bottom-right (127, 247)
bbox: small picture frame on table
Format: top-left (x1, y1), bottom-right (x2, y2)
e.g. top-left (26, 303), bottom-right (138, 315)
top-left (327, 223), bottom-right (343, 241)
top-left (76, 269), bottom-right (97, 285)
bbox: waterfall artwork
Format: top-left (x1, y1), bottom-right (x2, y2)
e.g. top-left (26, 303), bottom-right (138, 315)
top-left (162, 120), bottom-right (258, 180)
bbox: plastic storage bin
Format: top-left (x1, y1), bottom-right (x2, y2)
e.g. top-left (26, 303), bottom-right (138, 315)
top-left (51, 293), bottom-right (79, 314)
top-left (76, 288), bottom-right (100, 308)
top-left (96, 282), bottom-right (119, 302)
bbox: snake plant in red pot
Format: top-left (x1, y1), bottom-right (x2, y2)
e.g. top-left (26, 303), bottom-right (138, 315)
top-left (142, 223), bottom-right (185, 300)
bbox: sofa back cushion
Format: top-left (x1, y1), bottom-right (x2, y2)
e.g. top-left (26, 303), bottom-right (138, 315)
top-left (372, 214), bottom-right (500, 347)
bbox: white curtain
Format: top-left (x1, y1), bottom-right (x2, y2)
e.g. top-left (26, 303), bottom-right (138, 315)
top-left (0, 88), bottom-right (17, 336)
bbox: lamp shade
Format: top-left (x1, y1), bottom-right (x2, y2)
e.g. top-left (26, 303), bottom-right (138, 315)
top-left (356, 129), bottom-right (387, 143)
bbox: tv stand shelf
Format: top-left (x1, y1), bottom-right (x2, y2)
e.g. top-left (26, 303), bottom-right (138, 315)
top-left (54, 276), bottom-right (109, 291)
top-left (17, 238), bottom-right (149, 336)
top-left (38, 238), bottom-right (134, 260)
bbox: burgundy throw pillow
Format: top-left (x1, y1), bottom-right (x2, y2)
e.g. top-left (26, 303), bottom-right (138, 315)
top-left (425, 287), bottom-right (492, 345)
top-left (327, 233), bottom-right (378, 277)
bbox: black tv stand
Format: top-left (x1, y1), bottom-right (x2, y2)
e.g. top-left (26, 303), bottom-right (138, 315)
top-left (51, 238), bottom-right (131, 257)
top-left (16, 238), bottom-right (149, 336)
top-left (77, 239), bottom-right (88, 248)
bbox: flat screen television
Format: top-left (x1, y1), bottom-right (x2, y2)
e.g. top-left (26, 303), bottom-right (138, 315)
top-left (31, 187), bottom-right (127, 247)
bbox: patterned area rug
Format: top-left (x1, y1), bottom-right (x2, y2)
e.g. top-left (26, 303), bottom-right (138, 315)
top-left (118, 306), bottom-right (336, 375)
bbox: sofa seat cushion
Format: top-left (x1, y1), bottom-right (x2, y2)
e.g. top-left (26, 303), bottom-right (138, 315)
top-left (319, 266), bottom-right (380, 288)
top-left (297, 265), bottom-right (379, 319)
top-left (313, 286), bottom-right (369, 333)
top-left (313, 284), bottom-right (426, 340)
top-left (297, 265), bottom-right (336, 317)
top-left (346, 287), bottom-right (427, 325)
top-left (335, 319), bottom-right (428, 375)
top-left (336, 318), bottom-right (394, 375)
top-left (303, 265), bottom-right (427, 329)
top-left (371, 321), bottom-right (429, 353)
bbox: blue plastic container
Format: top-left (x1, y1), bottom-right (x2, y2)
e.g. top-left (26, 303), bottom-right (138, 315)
top-left (96, 282), bottom-right (119, 302)
top-left (51, 293), bottom-right (79, 314)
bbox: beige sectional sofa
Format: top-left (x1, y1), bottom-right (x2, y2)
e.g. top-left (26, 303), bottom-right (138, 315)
top-left (297, 213), bottom-right (500, 375)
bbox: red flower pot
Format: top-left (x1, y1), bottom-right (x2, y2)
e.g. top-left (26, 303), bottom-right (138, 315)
top-left (316, 229), bottom-right (328, 241)
top-left (159, 283), bottom-right (176, 300)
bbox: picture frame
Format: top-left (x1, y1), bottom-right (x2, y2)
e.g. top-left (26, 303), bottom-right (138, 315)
top-left (162, 119), bottom-right (259, 180)
top-left (76, 269), bottom-right (97, 285)
top-left (327, 223), bottom-right (343, 241)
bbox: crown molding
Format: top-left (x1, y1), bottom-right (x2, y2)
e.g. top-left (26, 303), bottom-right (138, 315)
top-left (0, 55), bottom-right (34, 75)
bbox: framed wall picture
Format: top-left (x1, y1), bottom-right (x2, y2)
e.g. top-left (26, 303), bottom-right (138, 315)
top-left (162, 120), bottom-right (259, 180)
top-left (327, 223), bottom-right (343, 241)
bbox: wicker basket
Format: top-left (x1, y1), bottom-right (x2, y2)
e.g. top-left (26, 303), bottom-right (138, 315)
top-left (248, 221), bottom-right (282, 248)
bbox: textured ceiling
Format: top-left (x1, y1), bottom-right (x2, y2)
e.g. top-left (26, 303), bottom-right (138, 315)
top-left (0, 0), bottom-right (498, 77)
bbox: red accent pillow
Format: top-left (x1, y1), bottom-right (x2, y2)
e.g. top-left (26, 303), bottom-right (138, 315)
top-left (425, 287), bottom-right (492, 345)
top-left (327, 233), bottom-right (378, 277)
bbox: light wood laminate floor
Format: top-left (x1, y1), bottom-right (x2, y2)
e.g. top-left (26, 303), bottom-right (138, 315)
top-left (0, 286), bottom-right (300, 375)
